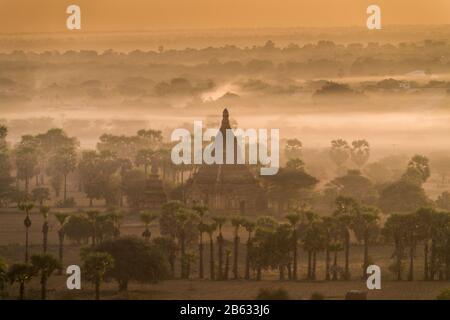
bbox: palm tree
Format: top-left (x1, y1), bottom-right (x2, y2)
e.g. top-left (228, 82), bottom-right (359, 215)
top-left (86, 210), bottom-right (100, 245)
top-left (31, 253), bottom-right (61, 300)
top-left (285, 212), bottom-right (302, 280)
top-left (333, 196), bottom-right (357, 280)
top-left (351, 206), bottom-right (380, 279)
top-left (54, 212), bottom-right (68, 274)
top-left (81, 251), bottom-right (114, 300)
top-left (231, 216), bottom-right (244, 280)
top-left (140, 211), bottom-right (158, 242)
top-left (383, 214), bottom-right (408, 280)
top-left (197, 222), bottom-right (209, 279)
top-left (107, 209), bottom-right (123, 239)
top-left (40, 206), bottom-right (50, 253)
top-left (18, 202), bottom-right (34, 262)
top-left (7, 263), bottom-right (34, 300)
top-left (416, 208), bottom-right (434, 280)
top-left (0, 258), bottom-right (8, 298)
top-left (205, 222), bottom-right (217, 280)
top-left (242, 219), bottom-right (255, 280)
top-left (193, 206), bottom-right (208, 279)
top-left (321, 216), bottom-right (338, 281)
top-left (213, 216), bottom-right (227, 280)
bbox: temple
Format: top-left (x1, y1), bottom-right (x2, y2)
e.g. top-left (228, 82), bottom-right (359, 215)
top-left (184, 109), bottom-right (268, 215)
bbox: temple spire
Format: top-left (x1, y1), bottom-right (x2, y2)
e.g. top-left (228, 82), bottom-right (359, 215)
top-left (220, 108), bottom-right (231, 132)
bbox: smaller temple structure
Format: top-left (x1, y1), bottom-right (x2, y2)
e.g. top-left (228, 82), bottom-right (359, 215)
top-left (143, 157), bottom-right (167, 209)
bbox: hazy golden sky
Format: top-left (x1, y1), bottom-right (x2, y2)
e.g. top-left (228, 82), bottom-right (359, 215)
top-left (0, 0), bottom-right (449, 33)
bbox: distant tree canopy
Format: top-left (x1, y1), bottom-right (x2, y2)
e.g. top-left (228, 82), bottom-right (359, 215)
top-left (330, 170), bottom-right (378, 205)
top-left (378, 179), bottom-right (429, 214)
top-left (94, 237), bottom-right (170, 291)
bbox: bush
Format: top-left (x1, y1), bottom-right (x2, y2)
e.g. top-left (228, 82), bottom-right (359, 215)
top-left (255, 287), bottom-right (290, 300)
top-left (56, 197), bottom-right (76, 208)
top-left (436, 288), bottom-right (450, 300)
top-left (310, 292), bottom-right (325, 300)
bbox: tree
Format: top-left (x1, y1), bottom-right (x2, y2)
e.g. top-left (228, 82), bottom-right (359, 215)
top-left (94, 237), bottom-right (170, 291)
top-left (160, 201), bottom-right (199, 278)
top-left (351, 205), bottom-right (380, 278)
top-left (436, 191), bottom-right (450, 210)
top-left (54, 212), bottom-right (69, 273)
top-left (204, 223), bottom-right (217, 280)
top-left (383, 214), bottom-right (409, 280)
top-left (81, 251), bottom-right (114, 300)
top-left (15, 135), bottom-right (39, 194)
top-left (7, 263), bottom-right (34, 300)
top-left (140, 211), bottom-right (158, 242)
top-left (285, 212), bottom-right (302, 280)
top-left (40, 206), bottom-right (50, 253)
top-left (193, 205), bottom-right (208, 279)
top-left (329, 139), bottom-right (350, 171)
top-left (402, 155), bottom-right (430, 185)
top-left (213, 216), bottom-right (227, 280)
top-left (284, 138), bottom-right (302, 161)
top-left (230, 216), bottom-right (244, 279)
top-left (242, 219), bottom-right (255, 280)
top-left (64, 215), bottom-right (93, 245)
top-left (135, 149), bottom-right (154, 177)
top-left (0, 257), bottom-right (7, 298)
top-left (378, 179), bottom-right (429, 214)
top-left (47, 143), bottom-right (77, 201)
top-left (330, 170), bottom-right (378, 205)
top-left (333, 196), bottom-right (358, 280)
top-left (18, 202), bottom-right (33, 262)
top-left (31, 254), bottom-right (61, 300)
top-left (264, 165), bottom-right (318, 213)
top-left (31, 187), bottom-right (50, 205)
top-left (0, 126), bottom-right (14, 207)
top-left (350, 140), bottom-right (370, 168)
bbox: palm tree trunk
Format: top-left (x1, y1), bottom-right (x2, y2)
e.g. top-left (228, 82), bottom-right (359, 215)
top-left (408, 245), bottom-right (415, 281)
top-left (332, 251), bottom-right (338, 280)
top-left (95, 279), bottom-right (100, 300)
top-left (64, 174), bottom-right (67, 201)
top-left (209, 236), bottom-right (215, 280)
top-left (41, 275), bottom-right (47, 300)
top-left (25, 226), bottom-right (29, 263)
top-left (199, 234), bottom-right (204, 279)
top-left (293, 230), bottom-right (298, 280)
top-left (19, 282), bottom-right (25, 300)
top-left (43, 222), bottom-right (48, 253)
top-left (430, 238), bottom-right (436, 280)
top-left (217, 234), bottom-right (223, 280)
top-left (363, 233), bottom-right (369, 279)
top-left (58, 230), bottom-right (64, 275)
top-left (312, 251), bottom-right (317, 280)
top-left (279, 265), bottom-right (285, 280)
top-left (245, 234), bottom-right (251, 280)
top-left (344, 233), bottom-right (350, 280)
top-left (307, 250), bottom-right (312, 279)
top-left (424, 241), bottom-right (429, 280)
top-left (325, 247), bottom-right (330, 280)
top-left (233, 235), bottom-right (239, 279)
top-left (180, 235), bottom-right (186, 279)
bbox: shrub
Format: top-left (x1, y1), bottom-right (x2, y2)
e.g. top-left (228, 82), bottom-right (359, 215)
top-left (436, 288), bottom-right (450, 300)
top-left (255, 287), bottom-right (290, 300)
top-left (310, 292), bottom-right (325, 300)
top-left (56, 197), bottom-right (76, 208)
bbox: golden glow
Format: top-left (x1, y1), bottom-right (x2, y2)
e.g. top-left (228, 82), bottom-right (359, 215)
top-left (0, 0), bottom-right (449, 33)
